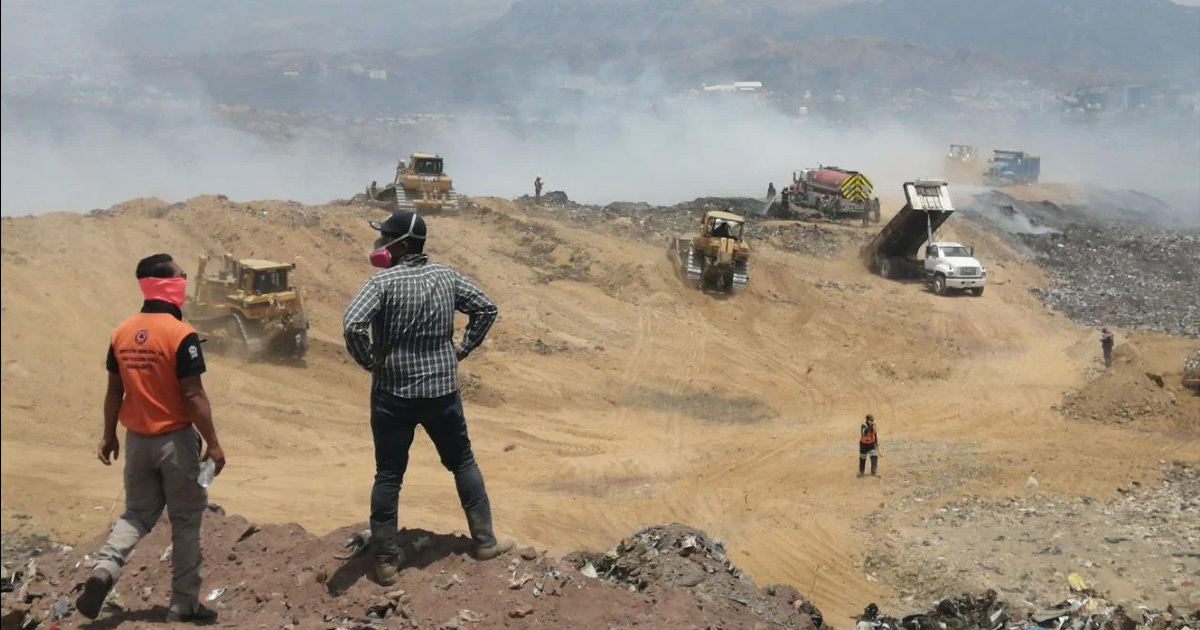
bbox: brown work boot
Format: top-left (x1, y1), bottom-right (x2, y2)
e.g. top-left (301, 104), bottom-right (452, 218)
top-left (167, 603), bottom-right (219, 624)
top-left (373, 556), bottom-right (402, 586)
top-left (75, 567), bottom-right (114, 620)
top-left (471, 538), bottom-right (515, 561)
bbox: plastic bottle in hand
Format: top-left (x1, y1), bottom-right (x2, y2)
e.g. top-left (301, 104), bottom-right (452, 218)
top-left (198, 459), bottom-right (217, 488)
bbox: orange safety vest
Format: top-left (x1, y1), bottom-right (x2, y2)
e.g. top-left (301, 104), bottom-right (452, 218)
top-left (110, 312), bottom-right (196, 436)
top-left (860, 425), bottom-right (877, 445)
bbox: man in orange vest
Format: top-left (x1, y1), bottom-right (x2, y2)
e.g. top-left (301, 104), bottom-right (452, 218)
top-left (858, 414), bottom-right (880, 477)
top-left (76, 253), bottom-right (226, 623)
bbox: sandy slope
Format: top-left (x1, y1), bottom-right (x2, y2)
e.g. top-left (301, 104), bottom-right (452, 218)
top-left (2, 195), bottom-right (1196, 620)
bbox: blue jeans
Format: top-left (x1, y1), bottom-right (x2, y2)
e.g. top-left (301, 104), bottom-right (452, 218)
top-left (369, 390), bottom-right (493, 561)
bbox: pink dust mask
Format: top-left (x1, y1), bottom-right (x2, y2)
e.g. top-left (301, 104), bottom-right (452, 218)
top-left (139, 277), bottom-right (188, 307)
top-left (370, 241), bottom-right (396, 269)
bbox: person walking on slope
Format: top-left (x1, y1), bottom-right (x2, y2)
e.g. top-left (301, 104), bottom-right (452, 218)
top-left (767, 182), bottom-right (777, 201)
top-left (1101, 327), bottom-right (1115, 369)
top-left (76, 254), bottom-right (226, 623)
top-left (343, 211), bottom-right (514, 586)
top-left (858, 414), bottom-right (881, 477)
top-left (534, 174), bottom-right (544, 204)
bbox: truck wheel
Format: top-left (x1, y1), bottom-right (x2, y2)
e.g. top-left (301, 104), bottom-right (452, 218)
top-left (932, 275), bottom-right (947, 296)
top-left (879, 258), bottom-right (894, 279)
top-left (970, 287), bottom-right (985, 297)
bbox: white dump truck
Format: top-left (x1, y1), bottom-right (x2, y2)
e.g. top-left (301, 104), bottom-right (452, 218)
top-left (861, 180), bottom-right (988, 296)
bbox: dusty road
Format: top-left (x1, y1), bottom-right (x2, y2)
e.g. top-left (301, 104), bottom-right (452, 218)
top-left (2, 195), bottom-right (1196, 620)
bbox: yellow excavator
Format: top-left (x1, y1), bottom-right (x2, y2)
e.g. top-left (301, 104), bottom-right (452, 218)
top-left (668, 210), bottom-right (750, 293)
top-left (362, 152), bottom-right (458, 213)
top-left (185, 254), bottom-right (309, 360)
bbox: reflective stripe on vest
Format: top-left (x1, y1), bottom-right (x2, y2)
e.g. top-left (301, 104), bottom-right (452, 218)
top-left (110, 313), bottom-right (195, 436)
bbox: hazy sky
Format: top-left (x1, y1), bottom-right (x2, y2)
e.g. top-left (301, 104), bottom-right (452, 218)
top-left (2, 0), bottom-right (1198, 216)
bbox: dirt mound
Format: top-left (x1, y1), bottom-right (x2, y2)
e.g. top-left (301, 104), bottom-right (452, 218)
top-left (1060, 346), bottom-right (1188, 425)
top-left (0, 511), bottom-right (823, 629)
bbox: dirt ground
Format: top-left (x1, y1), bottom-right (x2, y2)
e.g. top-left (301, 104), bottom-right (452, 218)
top-left (2, 194), bottom-right (1197, 623)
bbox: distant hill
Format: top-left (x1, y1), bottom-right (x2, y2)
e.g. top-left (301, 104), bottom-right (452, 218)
top-left (786, 0), bottom-right (1200, 79)
top-left (471, 0), bottom-right (1200, 83)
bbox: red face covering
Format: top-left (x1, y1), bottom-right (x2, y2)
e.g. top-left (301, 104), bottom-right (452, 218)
top-left (139, 277), bottom-right (188, 308)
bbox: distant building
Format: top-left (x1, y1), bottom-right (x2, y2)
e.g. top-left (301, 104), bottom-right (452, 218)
top-left (702, 81), bottom-right (763, 93)
top-left (368, 69), bottom-right (388, 81)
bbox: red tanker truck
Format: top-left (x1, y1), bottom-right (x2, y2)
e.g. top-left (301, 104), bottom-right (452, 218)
top-left (789, 166), bottom-right (881, 224)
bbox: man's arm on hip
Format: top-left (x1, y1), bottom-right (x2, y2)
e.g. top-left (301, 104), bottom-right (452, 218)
top-left (454, 271), bottom-right (498, 357)
top-left (343, 277), bottom-right (381, 370)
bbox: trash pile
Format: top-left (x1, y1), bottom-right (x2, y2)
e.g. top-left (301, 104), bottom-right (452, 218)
top-left (1022, 223), bottom-right (1199, 337)
top-left (957, 189), bottom-right (1199, 338)
top-left (572, 523), bottom-right (825, 630)
top-left (858, 582), bottom-right (1197, 630)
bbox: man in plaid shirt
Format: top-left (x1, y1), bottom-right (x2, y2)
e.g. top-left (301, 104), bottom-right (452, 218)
top-left (343, 211), bottom-right (512, 585)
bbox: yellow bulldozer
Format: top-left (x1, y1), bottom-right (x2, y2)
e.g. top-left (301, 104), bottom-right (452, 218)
top-left (943, 144), bottom-right (983, 185)
top-left (668, 210), bottom-right (750, 293)
top-left (361, 152), bottom-right (459, 213)
top-left (185, 254), bottom-right (310, 360)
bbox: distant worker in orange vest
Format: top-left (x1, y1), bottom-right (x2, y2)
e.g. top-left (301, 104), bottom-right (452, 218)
top-left (858, 414), bottom-right (880, 477)
top-left (76, 253), bottom-right (226, 624)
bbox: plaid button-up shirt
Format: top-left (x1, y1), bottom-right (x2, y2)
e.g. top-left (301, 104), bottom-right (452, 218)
top-left (342, 254), bottom-right (498, 399)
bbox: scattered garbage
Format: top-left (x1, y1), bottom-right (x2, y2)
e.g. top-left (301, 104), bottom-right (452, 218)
top-left (859, 588), bottom-right (1200, 630)
top-left (103, 589), bottom-right (124, 611)
top-left (48, 600), bottom-right (69, 620)
top-left (579, 562), bottom-right (598, 579)
top-left (206, 587), bottom-right (226, 602)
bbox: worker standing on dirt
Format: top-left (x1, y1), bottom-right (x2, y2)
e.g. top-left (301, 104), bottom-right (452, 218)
top-left (1101, 327), bottom-right (1115, 369)
top-left (779, 186), bottom-right (790, 213)
top-left (767, 182), bottom-right (776, 201)
top-left (534, 174), bottom-right (544, 204)
top-left (344, 211), bottom-right (513, 586)
top-left (858, 414), bottom-right (880, 477)
top-left (76, 254), bottom-right (225, 623)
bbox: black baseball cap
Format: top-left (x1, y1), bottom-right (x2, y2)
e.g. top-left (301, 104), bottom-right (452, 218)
top-left (369, 211), bottom-right (427, 240)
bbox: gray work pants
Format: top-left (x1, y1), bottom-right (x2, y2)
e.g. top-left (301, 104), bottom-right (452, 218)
top-left (94, 426), bottom-right (208, 613)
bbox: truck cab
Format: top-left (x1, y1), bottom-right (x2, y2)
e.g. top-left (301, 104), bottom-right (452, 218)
top-left (986, 149), bottom-right (1041, 185)
top-left (923, 242), bottom-right (987, 296)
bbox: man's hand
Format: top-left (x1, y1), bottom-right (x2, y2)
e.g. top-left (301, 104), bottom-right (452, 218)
top-left (455, 344), bottom-right (469, 361)
top-left (98, 434), bottom-right (120, 466)
top-left (203, 443), bottom-right (226, 477)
